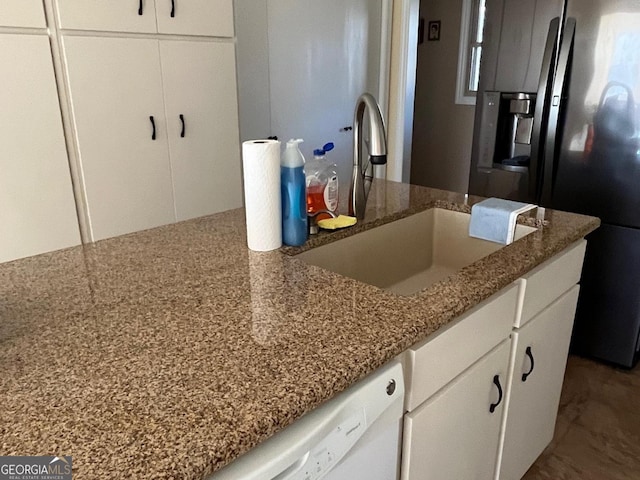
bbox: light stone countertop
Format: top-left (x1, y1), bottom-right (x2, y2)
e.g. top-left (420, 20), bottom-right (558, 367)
top-left (0, 181), bottom-right (599, 479)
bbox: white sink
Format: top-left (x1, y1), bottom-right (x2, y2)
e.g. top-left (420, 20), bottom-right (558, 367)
top-left (296, 208), bottom-right (536, 296)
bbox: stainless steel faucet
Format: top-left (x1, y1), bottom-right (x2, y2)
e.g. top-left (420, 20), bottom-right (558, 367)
top-left (349, 93), bottom-right (387, 220)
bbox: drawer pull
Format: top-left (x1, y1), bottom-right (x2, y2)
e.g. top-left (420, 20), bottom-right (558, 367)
top-left (149, 116), bottom-right (156, 140)
top-left (138, 0), bottom-right (143, 15)
top-left (179, 114), bottom-right (185, 137)
top-left (489, 374), bottom-right (503, 413)
top-left (522, 346), bottom-right (535, 382)
top-left (171, 0), bottom-right (176, 17)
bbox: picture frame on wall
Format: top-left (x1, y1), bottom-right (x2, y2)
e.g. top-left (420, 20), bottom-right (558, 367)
top-left (428, 20), bottom-right (441, 41)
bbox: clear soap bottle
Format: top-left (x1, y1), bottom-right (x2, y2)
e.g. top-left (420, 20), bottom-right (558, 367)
top-left (305, 142), bottom-right (338, 220)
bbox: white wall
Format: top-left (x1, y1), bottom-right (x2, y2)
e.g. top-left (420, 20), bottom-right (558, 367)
top-left (234, 0), bottom-right (272, 141)
top-left (410, 0), bottom-right (475, 193)
top-left (386, 0), bottom-right (419, 183)
top-left (234, 0), bottom-right (389, 189)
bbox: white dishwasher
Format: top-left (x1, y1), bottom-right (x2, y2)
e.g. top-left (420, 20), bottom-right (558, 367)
top-left (211, 360), bottom-right (405, 480)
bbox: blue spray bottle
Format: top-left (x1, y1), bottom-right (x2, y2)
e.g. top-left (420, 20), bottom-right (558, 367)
top-left (281, 139), bottom-right (308, 246)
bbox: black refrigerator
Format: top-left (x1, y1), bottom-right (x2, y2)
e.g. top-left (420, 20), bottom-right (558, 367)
top-left (468, 0), bottom-right (640, 367)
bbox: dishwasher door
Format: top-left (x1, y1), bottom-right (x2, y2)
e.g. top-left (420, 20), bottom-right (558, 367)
top-left (210, 360), bottom-right (405, 480)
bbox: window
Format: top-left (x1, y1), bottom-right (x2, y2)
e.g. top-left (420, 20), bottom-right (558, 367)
top-left (456, 0), bottom-right (487, 105)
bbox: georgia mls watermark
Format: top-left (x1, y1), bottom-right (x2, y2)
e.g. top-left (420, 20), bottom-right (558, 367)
top-left (0, 456), bottom-right (72, 480)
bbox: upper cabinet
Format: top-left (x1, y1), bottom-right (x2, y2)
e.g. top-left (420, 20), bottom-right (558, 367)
top-left (155, 0), bottom-right (234, 37)
top-left (62, 35), bottom-right (242, 240)
top-left (0, 0), bottom-right (46, 28)
top-left (55, 0), bottom-right (158, 34)
top-left (63, 36), bottom-right (176, 241)
top-left (159, 40), bottom-right (242, 221)
top-left (0, 34), bottom-right (80, 262)
top-left (55, 0), bottom-right (234, 36)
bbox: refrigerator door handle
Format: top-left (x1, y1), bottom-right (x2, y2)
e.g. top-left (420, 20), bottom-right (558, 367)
top-left (540, 17), bottom-right (576, 206)
top-left (529, 17), bottom-right (560, 202)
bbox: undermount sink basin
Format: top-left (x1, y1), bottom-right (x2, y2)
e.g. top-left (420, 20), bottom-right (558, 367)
top-left (296, 208), bottom-right (537, 296)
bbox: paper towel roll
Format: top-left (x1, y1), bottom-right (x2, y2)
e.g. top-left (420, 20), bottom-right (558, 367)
top-left (242, 140), bottom-right (282, 251)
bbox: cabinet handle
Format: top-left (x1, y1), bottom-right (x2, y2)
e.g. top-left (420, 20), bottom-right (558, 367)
top-left (138, 0), bottom-right (143, 15)
top-left (171, 0), bottom-right (176, 17)
top-left (489, 374), bottom-right (503, 413)
top-left (179, 114), bottom-right (185, 137)
top-left (522, 346), bottom-right (535, 382)
top-left (149, 116), bottom-right (156, 140)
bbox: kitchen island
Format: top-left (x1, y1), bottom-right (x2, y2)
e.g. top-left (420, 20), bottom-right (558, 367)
top-left (0, 181), bottom-right (599, 479)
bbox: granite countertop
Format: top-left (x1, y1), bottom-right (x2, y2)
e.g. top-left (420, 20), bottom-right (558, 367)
top-left (0, 181), bottom-right (599, 479)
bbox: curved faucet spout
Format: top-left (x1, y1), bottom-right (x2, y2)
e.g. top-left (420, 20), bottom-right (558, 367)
top-left (349, 93), bottom-right (387, 220)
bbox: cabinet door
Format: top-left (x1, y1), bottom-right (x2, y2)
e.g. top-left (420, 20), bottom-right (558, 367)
top-left (498, 286), bottom-right (579, 480)
top-left (402, 340), bottom-right (511, 480)
top-left (0, 0), bottom-right (46, 28)
top-left (56, 0), bottom-right (157, 33)
top-left (0, 34), bottom-right (80, 263)
top-left (155, 0), bottom-right (234, 37)
top-left (63, 36), bottom-right (175, 241)
top-left (159, 40), bottom-right (242, 221)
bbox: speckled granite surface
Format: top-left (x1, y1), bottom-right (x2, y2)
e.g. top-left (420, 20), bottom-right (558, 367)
top-left (0, 181), bottom-right (599, 479)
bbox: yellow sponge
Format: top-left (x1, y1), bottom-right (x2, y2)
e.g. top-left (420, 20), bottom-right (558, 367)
top-left (317, 215), bottom-right (357, 230)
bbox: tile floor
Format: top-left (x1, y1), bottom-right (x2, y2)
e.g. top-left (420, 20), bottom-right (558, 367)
top-left (522, 355), bottom-right (640, 479)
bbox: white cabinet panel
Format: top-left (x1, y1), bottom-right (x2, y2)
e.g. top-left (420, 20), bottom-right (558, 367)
top-left (0, 34), bottom-right (80, 262)
top-left (515, 240), bottom-right (586, 327)
top-left (402, 340), bottom-right (511, 480)
top-left (56, 0), bottom-right (233, 36)
top-left (63, 36), bottom-right (175, 240)
top-left (56, 0), bottom-right (158, 33)
top-left (498, 286), bottom-right (579, 480)
top-left (155, 0), bottom-right (234, 37)
top-left (404, 284), bottom-right (517, 411)
top-left (0, 0), bottom-right (46, 28)
top-left (159, 41), bottom-right (242, 221)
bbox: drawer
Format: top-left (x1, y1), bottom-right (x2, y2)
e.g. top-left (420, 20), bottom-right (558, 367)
top-left (56, 0), bottom-right (234, 37)
top-left (515, 240), bottom-right (586, 328)
top-left (402, 284), bottom-right (517, 412)
top-left (56, 0), bottom-right (158, 34)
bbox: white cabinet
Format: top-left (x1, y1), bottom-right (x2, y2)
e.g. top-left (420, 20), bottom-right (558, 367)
top-left (399, 241), bottom-right (587, 480)
top-left (498, 286), bottom-right (579, 480)
top-left (155, 0), bottom-right (234, 37)
top-left (55, 0), bottom-right (157, 33)
top-left (63, 36), bottom-right (242, 240)
top-left (494, 241), bottom-right (586, 480)
top-left (515, 241), bottom-right (586, 328)
top-left (58, 0), bottom-right (241, 240)
top-left (55, 0), bottom-right (234, 36)
top-left (403, 340), bottom-right (511, 480)
top-left (0, 34), bottom-right (80, 263)
top-left (400, 285), bottom-right (518, 480)
top-left (63, 36), bottom-right (176, 240)
top-left (159, 41), bottom-right (242, 221)
top-left (403, 285), bottom-right (517, 411)
top-left (0, 0), bottom-right (46, 28)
